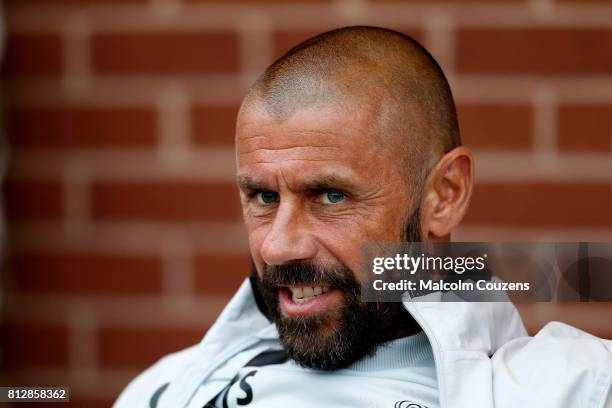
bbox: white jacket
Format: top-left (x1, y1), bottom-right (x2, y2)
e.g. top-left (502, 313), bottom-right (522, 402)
top-left (115, 278), bottom-right (612, 408)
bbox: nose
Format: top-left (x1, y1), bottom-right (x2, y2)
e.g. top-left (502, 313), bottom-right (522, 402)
top-left (260, 199), bottom-right (317, 266)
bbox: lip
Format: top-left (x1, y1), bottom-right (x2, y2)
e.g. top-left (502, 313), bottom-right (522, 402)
top-left (278, 286), bottom-right (342, 317)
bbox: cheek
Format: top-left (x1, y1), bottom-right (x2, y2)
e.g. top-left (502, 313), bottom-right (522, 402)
top-left (314, 225), bottom-right (367, 281)
top-left (316, 213), bottom-right (406, 281)
top-left (245, 225), bottom-right (270, 277)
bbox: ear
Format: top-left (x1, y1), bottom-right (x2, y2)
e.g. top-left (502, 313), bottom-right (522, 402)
top-left (420, 147), bottom-right (474, 241)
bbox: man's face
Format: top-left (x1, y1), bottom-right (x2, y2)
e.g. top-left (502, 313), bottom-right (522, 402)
top-left (236, 103), bottom-right (420, 369)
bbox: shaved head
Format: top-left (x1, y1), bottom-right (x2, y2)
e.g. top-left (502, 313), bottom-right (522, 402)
top-left (240, 26), bottom-right (461, 189)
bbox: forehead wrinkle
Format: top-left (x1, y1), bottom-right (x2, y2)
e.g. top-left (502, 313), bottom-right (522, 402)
top-left (239, 144), bottom-right (341, 156)
top-left (237, 125), bottom-right (358, 146)
top-left (238, 127), bottom-right (343, 140)
top-left (250, 158), bottom-right (338, 165)
top-left (236, 97), bottom-right (401, 192)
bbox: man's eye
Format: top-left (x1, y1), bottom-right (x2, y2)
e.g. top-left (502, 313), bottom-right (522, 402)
top-left (255, 191), bottom-right (279, 205)
top-left (320, 191), bottom-right (345, 205)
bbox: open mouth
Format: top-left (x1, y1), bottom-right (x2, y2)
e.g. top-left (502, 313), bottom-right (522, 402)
top-left (288, 285), bottom-right (330, 303)
top-left (278, 285), bottom-right (340, 317)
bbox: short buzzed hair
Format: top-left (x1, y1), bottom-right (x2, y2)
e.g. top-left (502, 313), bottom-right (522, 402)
top-left (241, 26), bottom-right (461, 188)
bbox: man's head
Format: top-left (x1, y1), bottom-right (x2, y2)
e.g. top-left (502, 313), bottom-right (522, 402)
top-left (235, 26), bottom-right (474, 370)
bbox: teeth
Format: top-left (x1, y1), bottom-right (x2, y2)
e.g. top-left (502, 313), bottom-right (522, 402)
top-left (290, 286), bottom-right (330, 303)
top-left (293, 287), bottom-right (304, 299)
top-left (303, 287), bottom-right (314, 298)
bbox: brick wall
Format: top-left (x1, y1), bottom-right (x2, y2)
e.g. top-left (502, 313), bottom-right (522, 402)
top-left (1, 0), bottom-right (611, 406)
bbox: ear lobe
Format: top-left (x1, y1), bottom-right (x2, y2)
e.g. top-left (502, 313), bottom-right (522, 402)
top-left (421, 147), bottom-right (474, 240)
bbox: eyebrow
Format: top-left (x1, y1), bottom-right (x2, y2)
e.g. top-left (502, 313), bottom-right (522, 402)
top-left (236, 174), bottom-right (359, 194)
top-left (237, 175), bottom-right (267, 193)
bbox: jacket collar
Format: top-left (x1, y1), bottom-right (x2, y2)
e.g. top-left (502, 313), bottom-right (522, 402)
top-left (402, 290), bottom-right (527, 407)
top-left (170, 278), bottom-right (527, 407)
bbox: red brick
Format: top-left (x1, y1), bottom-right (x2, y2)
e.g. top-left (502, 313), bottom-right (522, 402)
top-left (518, 303), bottom-right (612, 339)
top-left (4, 181), bottom-right (64, 220)
top-left (91, 181), bottom-right (241, 222)
top-left (273, 29), bottom-right (424, 59)
top-left (1, 33), bottom-right (63, 76)
top-left (0, 322), bottom-right (69, 368)
top-left (7, 106), bottom-right (157, 149)
top-left (457, 29), bottom-right (612, 75)
top-left (7, 0), bottom-right (145, 4)
top-left (185, 0), bottom-right (330, 2)
top-left (194, 254), bottom-right (250, 295)
top-left (558, 104), bottom-right (612, 152)
top-left (372, 0), bottom-right (522, 2)
top-left (98, 326), bottom-right (205, 368)
top-left (10, 252), bottom-right (163, 296)
top-left (465, 183), bottom-right (612, 228)
top-left (458, 104), bottom-right (532, 149)
top-left (191, 105), bottom-right (239, 146)
top-left (92, 31), bottom-right (239, 75)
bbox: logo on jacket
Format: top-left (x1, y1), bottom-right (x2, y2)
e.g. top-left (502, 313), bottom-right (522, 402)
top-left (394, 401), bottom-right (428, 408)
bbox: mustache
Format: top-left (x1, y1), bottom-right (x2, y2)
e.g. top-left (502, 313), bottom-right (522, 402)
top-left (262, 262), bottom-right (360, 291)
